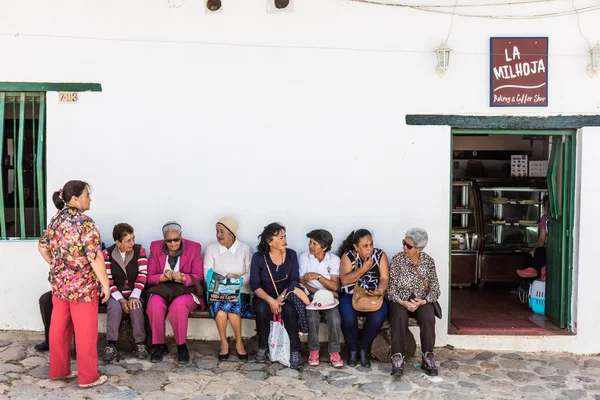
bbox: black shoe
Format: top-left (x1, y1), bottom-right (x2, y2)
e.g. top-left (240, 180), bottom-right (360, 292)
top-left (218, 352), bottom-right (229, 361)
top-left (290, 351), bottom-right (302, 369)
top-left (102, 345), bottom-right (118, 362)
top-left (421, 352), bottom-right (438, 376)
top-left (347, 350), bottom-right (358, 367)
top-left (391, 353), bottom-right (405, 376)
top-left (34, 341), bottom-right (49, 352)
top-left (177, 344), bottom-right (190, 364)
top-left (359, 349), bottom-right (371, 368)
top-left (254, 348), bottom-right (268, 363)
top-left (151, 344), bottom-right (167, 363)
top-left (237, 353), bottom-right (248, 361)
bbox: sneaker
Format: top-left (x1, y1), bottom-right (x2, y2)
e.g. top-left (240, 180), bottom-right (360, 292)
top-left (177, 344), bottom-right (190, 364)
top-left (516, 267), bottom-right (538, 278)
top-left (102, 345), bottom-right (117, 362)
top-left (421, 352), bottom-right (438, 376)
top-left (135, 344), bottom-right (149, 359)
top-left (34, 340), bottom-right (49, 352)
top-left (391, 353), bottom-right (404, 376)
top-left (150, 344), bottom-right (167, 363)
top-left (330, 352), bottom-right (343, 368)
top-left (290, 351), bottom-right (302, 369)
top-left (308, 350), bottom-right (320, 366)
top-left (254, 347), bottom-right (268, 363)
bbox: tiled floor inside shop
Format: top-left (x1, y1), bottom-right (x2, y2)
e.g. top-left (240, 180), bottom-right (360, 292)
top-left (449, 283), bottom-right (570, 335)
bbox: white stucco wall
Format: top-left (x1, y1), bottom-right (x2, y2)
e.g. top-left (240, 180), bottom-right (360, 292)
top-left (1, 0), bottom-right (600, 352)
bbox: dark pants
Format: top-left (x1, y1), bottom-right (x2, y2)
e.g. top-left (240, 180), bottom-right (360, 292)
top-left (253, 296), bottom-right (301, 352)
top-left (339, 293), bottom-right (388, 352)
top-left (389, 301), bottom-right (436, 355)
top-left (532, 246), bottom-right (546, 274)
top-left (106, 297), bottom-right (146, 343)
top-left (39, 291), bottom-right (53, 343)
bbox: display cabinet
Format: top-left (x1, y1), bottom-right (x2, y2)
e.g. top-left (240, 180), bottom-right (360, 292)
top-left (477, 181), bottom-right (547, 283)
top-left (451, 180), bottom-right (484, 286)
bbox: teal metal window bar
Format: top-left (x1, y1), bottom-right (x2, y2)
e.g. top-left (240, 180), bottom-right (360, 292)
top-left (0, 92), bottom-right (46, 240)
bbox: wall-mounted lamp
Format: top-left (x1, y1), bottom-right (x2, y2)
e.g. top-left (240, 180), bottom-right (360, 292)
top-left (587, 42), bottom-right (600, 77)
top-left (206, 0), bottom-right (222, 12)
top-left (435, 42), bottom-right (452, 77)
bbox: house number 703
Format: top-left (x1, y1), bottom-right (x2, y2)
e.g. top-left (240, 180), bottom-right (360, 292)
top-left (58, 92), bottom-right (79, 103)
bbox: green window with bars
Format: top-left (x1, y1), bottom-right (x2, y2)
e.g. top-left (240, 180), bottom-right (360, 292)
top-left (0, 92), bottom-right (46, 239)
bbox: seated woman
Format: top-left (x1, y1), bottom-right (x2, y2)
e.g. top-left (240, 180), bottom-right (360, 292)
top-left (387, 228), bottom-right (440, 377)
top-left (146, 221), bottom-right (204, 364)
top-left (204, 216), bottom-right (253, 360)
top-left (250, 222), bottom-right (303, 369)
top-left (298, 229), bottom-right (343, 368)
top-left (338, 229), bottom-right (389, 368)
top-left (101, 223), bottom-right (149, 361)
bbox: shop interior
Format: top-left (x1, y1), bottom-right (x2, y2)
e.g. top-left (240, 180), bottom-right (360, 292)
top-left (449, 133), bottom-right (567, 335)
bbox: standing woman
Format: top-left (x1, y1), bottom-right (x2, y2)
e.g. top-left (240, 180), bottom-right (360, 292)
top-left (38, 180), bottom-right (110, 388)
top-left (250, 223), bottom-right (303, 369)
top-left (204, 216), bottom-right (253, 360)
top-left (338, 229), bottom-right (389, 368)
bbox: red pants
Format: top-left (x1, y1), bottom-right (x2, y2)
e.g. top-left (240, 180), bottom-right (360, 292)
top-left (49, 296), bottom-right (99, 385)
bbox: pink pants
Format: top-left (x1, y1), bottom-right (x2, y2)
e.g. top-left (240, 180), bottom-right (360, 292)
top-left (146, 294), bottom-right (198, 345)
top-left (49, 296), bottom-right (99, 385)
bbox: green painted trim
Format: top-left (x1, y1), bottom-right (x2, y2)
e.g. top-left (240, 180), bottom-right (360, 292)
top-left (407, 115), bottom-right (600, 129)
top-left (452, 129), bottom-right (574, 136)
top-left (36, 94), bottom-right (46, 237)
top-left (566, 135), bottom-right (576, 330)
top-left (0, 82), bottom-right (102, 92)
top-left (16, 94), bottom-right (26, 238)
top-left (0, 93), bottom-right (6, 239)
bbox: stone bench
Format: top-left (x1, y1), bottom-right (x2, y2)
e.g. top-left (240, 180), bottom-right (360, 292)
top-left (98, 305), bottom-right (417, 360)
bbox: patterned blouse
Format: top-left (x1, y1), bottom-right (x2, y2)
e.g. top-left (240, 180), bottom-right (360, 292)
top-left (39, 207), bottom-right (102, 302)
top-left (387, 251), bottom-right (440, 303)
top-left (340, 248), bottom-right (385, 294)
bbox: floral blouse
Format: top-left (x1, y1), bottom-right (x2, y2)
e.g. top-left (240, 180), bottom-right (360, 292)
top-left (39, 207), bottom-right (102, 302)
top-left (387, 251), bottom-right (440, 304)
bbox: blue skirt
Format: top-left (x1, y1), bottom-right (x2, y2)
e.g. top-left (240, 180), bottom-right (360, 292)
top-left (209, 293), bottom-right (254, 319)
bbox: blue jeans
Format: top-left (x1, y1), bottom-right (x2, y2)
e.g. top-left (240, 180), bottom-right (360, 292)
top-left (339, 293), bottom-right (388, 352)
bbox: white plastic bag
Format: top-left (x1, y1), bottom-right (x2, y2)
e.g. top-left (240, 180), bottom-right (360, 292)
top-left (268, 315), bottom-right (290, 367)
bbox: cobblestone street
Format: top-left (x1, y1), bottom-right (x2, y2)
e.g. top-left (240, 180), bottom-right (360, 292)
top-left (1, 331), bottom-right (600, 399)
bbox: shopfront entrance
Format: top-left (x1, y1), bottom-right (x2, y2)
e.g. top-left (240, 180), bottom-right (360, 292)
top-left (448, 129), bottom-right (575, 335)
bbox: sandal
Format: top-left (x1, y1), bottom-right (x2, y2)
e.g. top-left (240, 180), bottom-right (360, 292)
top-left (78, 375), bottom-right (107, 389)
top-left (52, 371), bottom-right (78, 380)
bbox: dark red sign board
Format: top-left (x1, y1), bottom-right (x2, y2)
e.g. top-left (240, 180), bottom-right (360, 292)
top-left (490, 37), bottom-right (548, 107)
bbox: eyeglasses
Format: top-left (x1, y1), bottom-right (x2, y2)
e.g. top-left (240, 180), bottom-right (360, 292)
top-left (402, 240), bottom-right (414, 250)
top-left (165, 237), bottom-right (182, 244)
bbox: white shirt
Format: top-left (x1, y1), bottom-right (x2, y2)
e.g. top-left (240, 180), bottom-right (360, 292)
top-left (298, 252), bottom-right (340, 291)
top-left (203, 240), bottom-right (252, 294)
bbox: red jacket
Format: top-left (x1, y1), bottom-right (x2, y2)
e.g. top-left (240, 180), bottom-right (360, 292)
top-left (147, 238), bottom-right (204, 290)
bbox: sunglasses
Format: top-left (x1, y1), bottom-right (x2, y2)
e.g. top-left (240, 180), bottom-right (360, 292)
top-left (165, 237), bottom-right (182, 244)
top-left (402, 240), bottom-right (414, 250)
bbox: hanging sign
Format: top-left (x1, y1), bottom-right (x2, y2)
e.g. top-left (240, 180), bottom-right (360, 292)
top-left (490, 37), bottom-right (548, 107)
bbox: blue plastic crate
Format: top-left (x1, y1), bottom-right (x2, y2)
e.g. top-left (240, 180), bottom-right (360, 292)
top-left (529, 296), bottom-right (545, 314)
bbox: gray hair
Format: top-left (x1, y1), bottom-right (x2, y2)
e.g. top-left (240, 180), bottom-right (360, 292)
top-left (406, 227), bottom-right (428, 249)
top-left (162, 221), bottom-right (182, 237)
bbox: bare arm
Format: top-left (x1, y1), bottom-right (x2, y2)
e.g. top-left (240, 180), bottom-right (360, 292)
top-left (537, 228), bottom-right (547, 247)
top-left (38, 244), bottom-right (52, 265)
top-left (339, 254), bottom-right (371, 285)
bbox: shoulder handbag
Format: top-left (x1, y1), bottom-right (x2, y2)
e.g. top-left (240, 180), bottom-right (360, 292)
top-left (147, 275), bottom-right (205, 306)
top-left (410, 263), bottom-right (442, 319)
top-left (350, 253), bottom-right (383, 312)
top-left (264, 255), bottom-right (310, 305)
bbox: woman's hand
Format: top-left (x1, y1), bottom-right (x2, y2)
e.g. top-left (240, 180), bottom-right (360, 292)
top-left (160, 269), bottom-right (173, 282)
top-left (99, 284), bottom-right (111, 304)
top-left (268, 297), bottom-right (282, 315)
top-left (367, 288), bottom-right (384, 297)
top-left (173, 271), bottom-right (185, 281)
top-left (129, 298), bottom-right (143, 310)
top-left (119, 298), bottom-right (131, 314)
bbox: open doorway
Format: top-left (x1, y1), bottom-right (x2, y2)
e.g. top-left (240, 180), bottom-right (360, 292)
top-left (449, 130), bottom-right (575, 335)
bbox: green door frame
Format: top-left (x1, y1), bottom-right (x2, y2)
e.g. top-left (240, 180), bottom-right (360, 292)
top-left (449, 128), bottom-right (576, 332)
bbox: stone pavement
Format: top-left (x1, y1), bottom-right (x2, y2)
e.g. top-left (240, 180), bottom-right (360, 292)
top-left (1, 331), bottom-right (600, 400)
